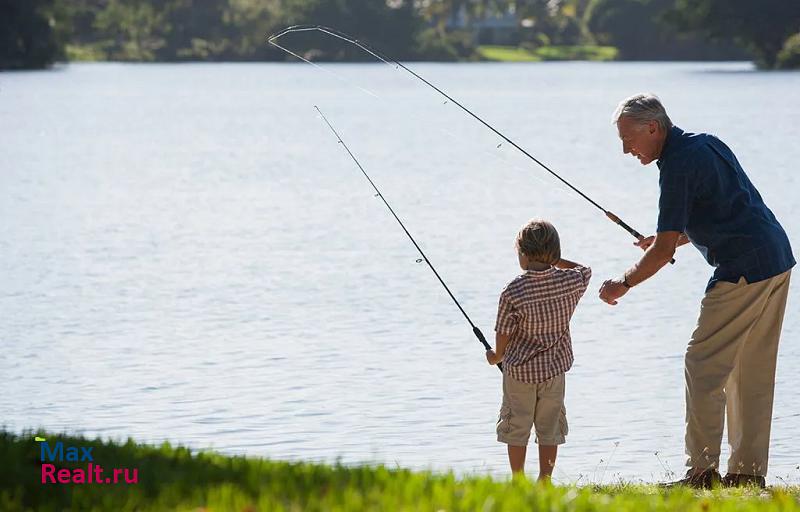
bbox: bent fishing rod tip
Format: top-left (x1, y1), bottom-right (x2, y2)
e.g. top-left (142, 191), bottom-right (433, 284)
top-left (268, 24), bottom-right (301, 40)
top-left (268, 24), bottom-right (326, 42)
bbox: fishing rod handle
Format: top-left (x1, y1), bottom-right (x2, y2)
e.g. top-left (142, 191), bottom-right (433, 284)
top-left (605, 211), bottom-right (676, 265)
top-left (474, 326), bottom-right (503, 373)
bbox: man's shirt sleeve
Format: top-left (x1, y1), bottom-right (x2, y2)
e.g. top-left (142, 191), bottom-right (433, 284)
top-left (657, 156), bottom-right (696, 233)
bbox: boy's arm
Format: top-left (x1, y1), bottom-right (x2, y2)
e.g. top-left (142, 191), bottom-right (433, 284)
top-left (496, 332), bottom-right (511, 360)
top-left (554, 257), bottom-right (592, 292)
top-left (487, 332), bottom-right (511, 365)
top-left (554, 258), bottom-right (583, 269)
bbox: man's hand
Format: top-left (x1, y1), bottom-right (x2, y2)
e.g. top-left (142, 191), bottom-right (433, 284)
top-left (636, 233), bottom-right (689, 251)
top-left (599, 278), bottom-right (629, 306)
top-left (634, 235), bottom-right (655, 251)
top-left (605, 231), bottom-right (680, 306)
top-left (486, 349), bottom-right (501, 365)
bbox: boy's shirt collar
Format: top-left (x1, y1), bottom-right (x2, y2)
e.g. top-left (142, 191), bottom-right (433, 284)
top-left (524, 266), bottom-right (556, 276)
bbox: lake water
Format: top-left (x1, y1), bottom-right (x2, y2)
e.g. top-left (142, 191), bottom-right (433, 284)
top-left (1, 61), bottom-right (798, 485)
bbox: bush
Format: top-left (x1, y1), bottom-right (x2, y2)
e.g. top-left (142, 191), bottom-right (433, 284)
top-left (0, 0), bottom-right (62, 69)
top-left (414, 28), bottom-right (476, 61)
top-left (776, 33), bottom-right (800, 69)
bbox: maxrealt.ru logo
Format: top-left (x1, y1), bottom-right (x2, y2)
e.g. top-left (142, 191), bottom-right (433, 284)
top-left (36, 436), bottom-right (139, 485)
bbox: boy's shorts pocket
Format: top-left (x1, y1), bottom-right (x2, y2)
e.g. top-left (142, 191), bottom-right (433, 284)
top-left (496, 375), bottom-right (537, 445)
top-left (558, 405), bottom-right (569, 437)
top-left (532, 374), bottom-right (568, 445)
top-left (497, 404), bottom-right (512, 434)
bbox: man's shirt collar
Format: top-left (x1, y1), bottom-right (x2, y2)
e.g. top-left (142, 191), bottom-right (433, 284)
top-left (657, 126), bottom-right (684, 169)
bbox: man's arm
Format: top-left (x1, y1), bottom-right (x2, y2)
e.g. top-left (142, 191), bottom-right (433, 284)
top-left (635, 232), bottom-right (690, 250)
top-left (624, 230), bottom-right (681, 286)
top-left (599, 230), bottom-right (681, 305)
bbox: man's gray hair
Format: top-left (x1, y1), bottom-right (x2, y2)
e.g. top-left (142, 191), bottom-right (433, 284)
top-left (612, 93), bottom-right (673, 130)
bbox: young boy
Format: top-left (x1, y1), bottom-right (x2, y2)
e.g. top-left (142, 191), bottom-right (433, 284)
top-left (486, 218), bottom-right (591, 481)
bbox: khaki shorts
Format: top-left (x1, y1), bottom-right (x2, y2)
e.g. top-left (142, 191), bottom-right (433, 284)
top-left (496, 372), bottom-right (568, 446)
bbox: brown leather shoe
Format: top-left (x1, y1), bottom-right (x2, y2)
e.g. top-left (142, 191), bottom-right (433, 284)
top-left (722, 473), bottom-right (766, 489)
top-left (661, 469), bottom-right (722, 489)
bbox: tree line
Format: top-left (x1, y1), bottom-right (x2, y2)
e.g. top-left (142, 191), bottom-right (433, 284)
top-left (2, 0), bottom-right (799, 70)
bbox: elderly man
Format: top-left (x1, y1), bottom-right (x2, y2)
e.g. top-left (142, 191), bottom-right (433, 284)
top-left (599, 93), bottom-right (794, 489)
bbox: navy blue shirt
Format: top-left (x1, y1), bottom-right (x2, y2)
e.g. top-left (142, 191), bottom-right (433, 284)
top-left (656, 126), bottom-right (795, 291)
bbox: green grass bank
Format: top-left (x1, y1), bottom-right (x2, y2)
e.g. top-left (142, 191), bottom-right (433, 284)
top-left (477, 45), bottom-right (618, 62)
top-left (2, 429), bottom-right (799, 511)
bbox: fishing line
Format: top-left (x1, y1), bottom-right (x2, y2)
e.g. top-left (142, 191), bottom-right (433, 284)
top-left (274, 32), bottom-right (576, 200)
top-left (269, 38), bottom-right (380, 98)
top-left (269, 25), bottom-right (674, 263)
top-left (314, 105), bottom-right (502, 372)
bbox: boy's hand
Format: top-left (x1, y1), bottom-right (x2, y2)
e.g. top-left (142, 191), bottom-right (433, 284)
top-left (599, 278), bottom-right (629, 305)
top-left (485, 349), bottom-right (501, 365)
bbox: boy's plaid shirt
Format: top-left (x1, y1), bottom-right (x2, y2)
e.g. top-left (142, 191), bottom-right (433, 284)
top-left (495, 266), bottom-right (592, 383)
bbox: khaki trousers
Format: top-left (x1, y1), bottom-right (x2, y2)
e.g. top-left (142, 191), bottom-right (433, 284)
top-left (685, 270), bottom-right (791, 476)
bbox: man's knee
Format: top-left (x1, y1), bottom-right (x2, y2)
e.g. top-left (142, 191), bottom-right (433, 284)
top-left (685, 354), bottom-right (734, 383)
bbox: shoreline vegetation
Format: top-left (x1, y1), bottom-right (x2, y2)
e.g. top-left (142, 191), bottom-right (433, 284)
top-left (476, 44), bottom-right (618, 62)
top-left (62, 43), bottom-right (622, 64)
top-left (56, 44), bottom-right (621, 64)
top-left (3, 1), bottom-right (799, 71)
top-left (2, 430), bottom-right (799, 511)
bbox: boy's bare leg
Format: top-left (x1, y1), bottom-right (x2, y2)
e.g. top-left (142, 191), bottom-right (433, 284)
top-left (538, 445), bottom-right (558, 481)
top-left (508, 445), bottom-right (527, 474)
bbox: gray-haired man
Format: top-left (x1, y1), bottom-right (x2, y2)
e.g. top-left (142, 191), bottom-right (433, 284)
top-left (598, 93), bottom-right (795, 489)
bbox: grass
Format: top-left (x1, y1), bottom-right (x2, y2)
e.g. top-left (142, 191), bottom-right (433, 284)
top-left (477, 45), bottom-right (541, 62)
top-left (477, 44), bottom-right (618, 62)
top-left (64, 44), bottom-right (109, 62)
top-left (2, 429), bottom-right (799, 511)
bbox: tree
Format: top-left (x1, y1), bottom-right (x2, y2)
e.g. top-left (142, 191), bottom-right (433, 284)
top-left (665, 0), bottom-right (800, 68)
top-left (278, 0), bottom-right (421, 60)
top-left (777, 33), bottom-right (800, 70)
top-left (516, 0), bottom-right (587, 46)
top-left (93, 0), bottom-right (168, 60)
top-left (584, 0), bottom-right (672, 59)
top-left (584, 0), bottom-right (748, 61)
top-left (0, 0), bottom-right (62, 69)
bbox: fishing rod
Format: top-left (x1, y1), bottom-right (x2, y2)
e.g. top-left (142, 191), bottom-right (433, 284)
top-left (314, 105), bottom-right (502, 372)
top-left (269, 24), bottom-right (674, 264)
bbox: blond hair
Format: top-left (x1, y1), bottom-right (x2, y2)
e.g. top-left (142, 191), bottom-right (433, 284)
top-left (516, 218), bottom-right (561, 265)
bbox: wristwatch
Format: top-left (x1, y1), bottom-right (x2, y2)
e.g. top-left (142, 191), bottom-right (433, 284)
top-left (622, 273), bottom-right (633, 288)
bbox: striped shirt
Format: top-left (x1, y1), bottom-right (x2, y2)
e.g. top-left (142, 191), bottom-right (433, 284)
top-left (495, 265), bottom-right (592, 383)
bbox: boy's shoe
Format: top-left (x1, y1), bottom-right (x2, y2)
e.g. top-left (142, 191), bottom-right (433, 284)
top-left (722, 473), bottom-right (766, 489)
top-left (661, 469), bottom-right (722, 489)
